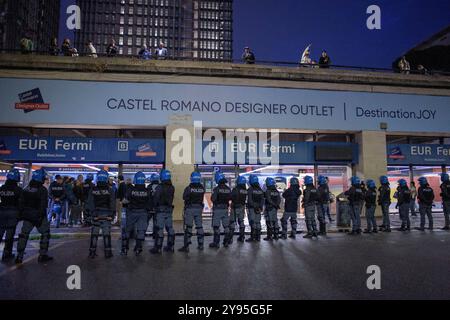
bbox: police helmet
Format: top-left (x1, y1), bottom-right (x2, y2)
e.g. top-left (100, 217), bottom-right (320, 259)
top-left (134, 171), bottom-right (146, 185)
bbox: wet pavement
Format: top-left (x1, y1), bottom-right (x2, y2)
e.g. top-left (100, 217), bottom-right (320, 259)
top-left (0, 213), bottom-right (449, 300)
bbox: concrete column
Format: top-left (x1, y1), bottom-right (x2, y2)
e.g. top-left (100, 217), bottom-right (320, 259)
top-left (165, 115), bottom-right (195, 221)
top-left (355, 131), bottom-right (388, 217)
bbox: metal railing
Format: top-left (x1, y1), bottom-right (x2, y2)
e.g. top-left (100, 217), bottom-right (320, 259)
top-left (1, 48), bottom-right (449, 77)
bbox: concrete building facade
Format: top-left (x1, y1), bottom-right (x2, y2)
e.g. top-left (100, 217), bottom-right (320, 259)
top-left (0, 54), bottom-right (449, 220)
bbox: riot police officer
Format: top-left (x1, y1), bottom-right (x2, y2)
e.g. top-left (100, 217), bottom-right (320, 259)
top-left (0, 169), bottom-right (22, 262)
top-left (440, 173), bottom-right (450, 230)
top-left (210, 172), bottom-right (232, 248)
top-left (281, 177), bottom-right (301, 239)
top-left (147, 173), bottom-right (160, 239)
top-left (246, 175), bottom-right (265, 242)
top-left (417, 177), bottom-right (435, 231)
top-left (396, 179), bottom-right (411, 231)
top-left (264, 177), bottom-right (281, 241)
top-left (16, 169), bottom-right (52, 264)
top-left (317, 175), bottom-right (330, 236)
top-left (121, 172), bottom-right (152, 256)
top-left (345, 176), bottom-right (364, 235)
top-left (179, 172), bottom-right (205, 252)
top-left (87, 170), bottom-right (116, 259)
top-left (82, 173), bottom-right (94, 225)
top-left (230, 176), bottom-right (248, 243)
top-left (378, 175), bottom-right (392, 232)
top-left (150, 169), bottom-right (175, 254)
top-left (302, 176), bottom-right (318, 239)
top-left (363, 180), bottom-right (378, 233)
top-left (47, 175), bottom-right (66, 227)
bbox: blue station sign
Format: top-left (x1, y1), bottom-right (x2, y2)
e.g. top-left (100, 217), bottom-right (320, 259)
top-left (0, 136), bottom-right (165, 163)
top-left (387, 144), bottom-right (450, 166)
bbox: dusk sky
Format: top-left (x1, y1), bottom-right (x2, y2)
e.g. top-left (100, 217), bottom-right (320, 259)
top-left (59, 0), bottom-right (450, 68)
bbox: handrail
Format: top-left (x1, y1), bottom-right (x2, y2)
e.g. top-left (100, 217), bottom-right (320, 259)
top-left (1, 48), bottom-right (449, 77)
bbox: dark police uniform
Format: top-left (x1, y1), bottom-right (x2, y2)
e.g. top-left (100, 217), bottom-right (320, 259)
top-left (281, 185), bottom-right (301, 239)
top-left (378, 183), bottom-right (391, 231)
top-left (152, 181), bottom-right (175, 253)
top-left (0, 180), bottom-right (22, 260)
top-left (87, 182), bottom-right (116, 258)
top-left (397, 186), bottom-right (412, 230)
top-left (345, 185), bottom-right (364, 234)
top-left (303, 184), bottom-right (318, 237)
top-left (246, 184), bottom-right (265, 242)
top-left (364, 187), bottom-right (378, 232)
top-left (264, 185), bottom-right (281, 240)
top-left (182, 182), bottom-right (205, 250)
top-left (230, 184), bottom-right (248, 243)
top-left (210, 182), bottom-right (232, 248)
top-left (16, 180), bottom-right (50, 261)
top-left (317, 183), bottom-right (330, 234)
top-left (122, 184), bottom-right (152, 255)
top-left (418, 184), bottom-right (434, 230)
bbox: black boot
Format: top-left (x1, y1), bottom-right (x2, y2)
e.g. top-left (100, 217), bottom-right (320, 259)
top-left (134, 239), bottom-right (143, 256)
top-left (209, 230), bottom-right (220, 248)
top-left (281, 232), bottom-right (288, 240)
top-left (15, 254), bottom-right (23, 264)
top-left (223, 232), bottom-right (231, 248)
top-left (318, 223), bottom-right (327, 236)
top-left (255, 229), bottom-right (261, 242)
top-left (164, 235), bottom-right (175, 252)
top-left (89, 235), bottom-right (98, 258)
top-left (104, 235), bottom-right (113, 259)
top-left (246, 227), bottom-right (255, 242)
top-left (273, 228), bottom-right (279, 240)
top-left (121, 238), bottom-right (129, 256)
top-left (264, 226), bottom-right (273, 241)
top-left (303, 232), bottom-right (313, 239)
top-left (179, 233), bottom-right (190, 252)
top-left (289, 230), bottom-right (296, 239)
top-left (237, 227), bottom-right (245, 242)
top-left (227, 229), bottom-right (234, 245)
top-left (150, 237), bottom-right (163, 254)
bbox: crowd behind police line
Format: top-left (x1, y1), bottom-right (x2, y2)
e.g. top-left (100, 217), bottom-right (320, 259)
top-left (1, 168), bottom-right (449, 263)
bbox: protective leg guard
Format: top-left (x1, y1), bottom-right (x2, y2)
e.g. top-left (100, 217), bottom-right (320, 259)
top-left (164, 235), bottom-right (175, 252)
top-left (237, 227), bottom-right (245, 242)
top-left (121, 238), bottom-right (129, 256)
top-left (134, 239), bottom-right (143, 256)
top-left (150, 236), bottom-right (163, 254)
top-left (209, 229), bottom-right (220, 248)
top-left (318, 223), bottom-right (327, 236)
top-left (104, 235), bottom-right (113, 259)
top-left (264, 226), bottom-right (273, 241)
top-left (89, 235), bottom-right (98, 258)
top-left (255, 229), bottom-right (261, 242)
top-left (245, 227), bottom-right (255, 242)
top-left (273, 227), bottom-right (280, 240)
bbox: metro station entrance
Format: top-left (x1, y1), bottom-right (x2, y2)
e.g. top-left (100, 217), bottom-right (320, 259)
top-left (197, 164), bottom-right (353, 217)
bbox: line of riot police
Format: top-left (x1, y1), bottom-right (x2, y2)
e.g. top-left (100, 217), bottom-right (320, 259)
top-left (1, 168), bottom-right (449, 262)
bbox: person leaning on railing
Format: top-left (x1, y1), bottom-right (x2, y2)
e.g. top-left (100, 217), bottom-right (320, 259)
top-left (242, 46), bottom-right (255, 64)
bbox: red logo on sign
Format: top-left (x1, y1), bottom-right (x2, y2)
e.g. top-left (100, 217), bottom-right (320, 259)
top-left (0, 150), bottom-right (12, 155)
top-left (15, 103), bottom-right (50, 110)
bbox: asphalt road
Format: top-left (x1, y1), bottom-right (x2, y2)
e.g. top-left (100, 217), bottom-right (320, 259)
top-left (0, 229), bottom-right (449, 300)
